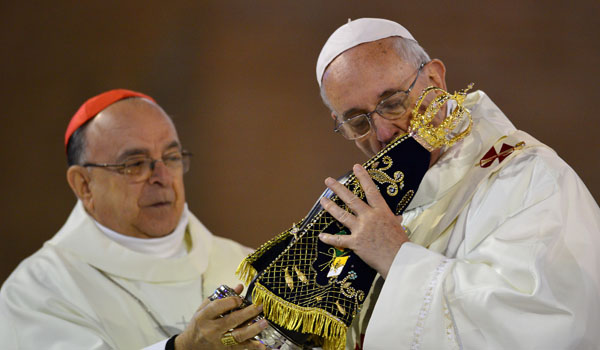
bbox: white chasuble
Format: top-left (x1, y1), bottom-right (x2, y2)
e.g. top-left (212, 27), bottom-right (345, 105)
top-left (0, 201), bottom-right (251, 349)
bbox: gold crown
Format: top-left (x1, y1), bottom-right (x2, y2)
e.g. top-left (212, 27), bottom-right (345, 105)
top-left (408, 84), bottom-right (474, 152)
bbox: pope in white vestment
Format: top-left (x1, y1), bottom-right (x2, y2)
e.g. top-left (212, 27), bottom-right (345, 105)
top-left (361, 90), bottom-right (600, 349)
top-left (341, 90), bottom-right (600, 350)
top-left (0, 201), bottom-right (250, 349)
top-left (314, 18), bottom-right (600, 350)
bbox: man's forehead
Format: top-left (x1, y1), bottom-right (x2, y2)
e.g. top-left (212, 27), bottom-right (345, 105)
top-left (85, 99), bottom-right (179, 157)
top-left (324, 42), bottom-right (413, 114)
top-left (94, 98), bottom-right (173, 129)
top-left (64, 89), bottom-right (156, 150)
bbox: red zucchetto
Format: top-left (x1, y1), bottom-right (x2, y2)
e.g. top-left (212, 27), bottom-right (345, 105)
top-left (64, 89), bottom-right (156, 151)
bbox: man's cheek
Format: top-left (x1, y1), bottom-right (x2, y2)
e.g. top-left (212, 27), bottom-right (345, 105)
top-left (355, 139), bottom-right (373, 157)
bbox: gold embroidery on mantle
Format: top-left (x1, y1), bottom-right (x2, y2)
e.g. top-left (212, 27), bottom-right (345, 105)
top-left (395, 190), bottom-right (415, 215)
top-left (367, 156), bottom-right (405, 196)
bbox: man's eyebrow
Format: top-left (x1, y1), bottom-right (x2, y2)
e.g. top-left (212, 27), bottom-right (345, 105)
top-left (378, 88), bottom-right (398, 99)
top-left (340, 89), bottom-right (401, 119)
top-left (342, 108), bottom-right (368, 120)
top-left (116, 141), bottom-right (182, 161)
top-left (163, 141), bottom-right (181, 151)
top-left (116, 148), bottom-right (148, 162)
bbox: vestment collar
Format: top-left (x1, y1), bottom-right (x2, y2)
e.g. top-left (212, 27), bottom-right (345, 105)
top-left (46, 201), bottom-right (213, 283)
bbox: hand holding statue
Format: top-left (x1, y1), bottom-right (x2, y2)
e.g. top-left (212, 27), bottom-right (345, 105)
top-left (175, 284), bottom-right (268, 349)
top-left (318, 164), bottom-right (410, 279)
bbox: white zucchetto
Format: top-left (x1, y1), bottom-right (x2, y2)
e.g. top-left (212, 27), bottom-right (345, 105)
top-left (316, 18), bottom-right (417, 87)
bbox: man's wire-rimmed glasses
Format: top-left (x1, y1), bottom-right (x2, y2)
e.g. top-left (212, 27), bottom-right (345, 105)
top-left (333, 62), bottom-right (427, 140)
top-left (83, 150), bottom-right (192, 181)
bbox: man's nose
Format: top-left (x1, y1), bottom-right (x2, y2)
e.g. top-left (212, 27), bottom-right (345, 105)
top-left (148, 160), bottom-right (173, 185)
top-left (371, 113), bottom-right (403, 144)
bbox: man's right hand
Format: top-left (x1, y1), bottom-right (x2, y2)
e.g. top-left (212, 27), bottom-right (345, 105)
top-left (174, 284), bottom-right (268, 349)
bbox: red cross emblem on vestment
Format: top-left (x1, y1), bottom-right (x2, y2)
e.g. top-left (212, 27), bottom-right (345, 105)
top-left (479, 141), bottom-right (525, 168)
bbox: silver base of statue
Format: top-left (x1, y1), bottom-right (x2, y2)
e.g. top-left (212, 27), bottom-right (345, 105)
top-left (209, 285), bottom-right (305, 350)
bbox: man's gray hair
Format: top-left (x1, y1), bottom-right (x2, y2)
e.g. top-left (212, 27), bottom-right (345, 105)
top-left (319, 36), bottom-right (431, 113)
top-left (66, 123), bottom-right (89, 166)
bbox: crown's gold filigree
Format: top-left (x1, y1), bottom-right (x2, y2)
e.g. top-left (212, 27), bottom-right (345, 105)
top-left (408, 84), bottom-right (474, 151)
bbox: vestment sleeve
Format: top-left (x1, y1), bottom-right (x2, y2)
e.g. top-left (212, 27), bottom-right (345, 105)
top-left (364, 150), bottom-right (600, 349)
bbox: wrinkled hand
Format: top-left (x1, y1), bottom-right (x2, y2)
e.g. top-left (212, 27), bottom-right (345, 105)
top-left (175, 284), bottom-right (267, 349)
top-left (318, 164), bottom-right (409, 279)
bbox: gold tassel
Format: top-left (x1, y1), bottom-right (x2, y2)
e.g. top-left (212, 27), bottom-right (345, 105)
top-left (252, 282), bottom-right (347, 350)
top-left (235, 258), bottom-right (257, 286)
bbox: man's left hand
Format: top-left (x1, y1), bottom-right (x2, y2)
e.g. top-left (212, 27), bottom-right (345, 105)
top-left (318, 164), bottom-right (409, 279)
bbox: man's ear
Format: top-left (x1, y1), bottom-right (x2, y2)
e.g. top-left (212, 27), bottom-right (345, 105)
top-left (426, 58), bottom-right (447, 91)
top-left (330, 112), bottom-right (337, 121)
top-left (66, 166), bottom-right (94, 211)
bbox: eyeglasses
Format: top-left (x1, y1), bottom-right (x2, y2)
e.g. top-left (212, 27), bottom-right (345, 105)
top-left (333, 62), bottom-right (426, 140)
top-left (83, 150), bottom-right (192, 181)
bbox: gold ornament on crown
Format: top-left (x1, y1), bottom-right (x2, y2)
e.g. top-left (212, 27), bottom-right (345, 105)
top-left (408, 84), bottom-right (474, 152)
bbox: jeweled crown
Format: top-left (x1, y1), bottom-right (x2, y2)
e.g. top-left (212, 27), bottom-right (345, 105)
top-left (408, 84), bottom-right (474, 152)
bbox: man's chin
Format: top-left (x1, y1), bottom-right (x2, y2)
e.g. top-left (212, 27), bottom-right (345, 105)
top-left (137, 210), bottom-right (181, 238)
top-left (137, 223), bottom-right (178, 238)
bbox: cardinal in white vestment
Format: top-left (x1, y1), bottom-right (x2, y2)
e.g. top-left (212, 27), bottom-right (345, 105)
top-left (314, 18), bottom-right (600, 349)
top-left (0, 89), bottom-right (269, 349)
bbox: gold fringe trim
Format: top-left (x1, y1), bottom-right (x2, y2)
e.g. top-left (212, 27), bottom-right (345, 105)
top-left (252, 282), bottom-right (347, 350)
top-left (236, 258), bottom-right (258, 286)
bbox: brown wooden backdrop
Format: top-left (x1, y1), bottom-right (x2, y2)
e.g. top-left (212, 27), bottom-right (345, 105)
top-left (1, 1), bottom-right (599, 283)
